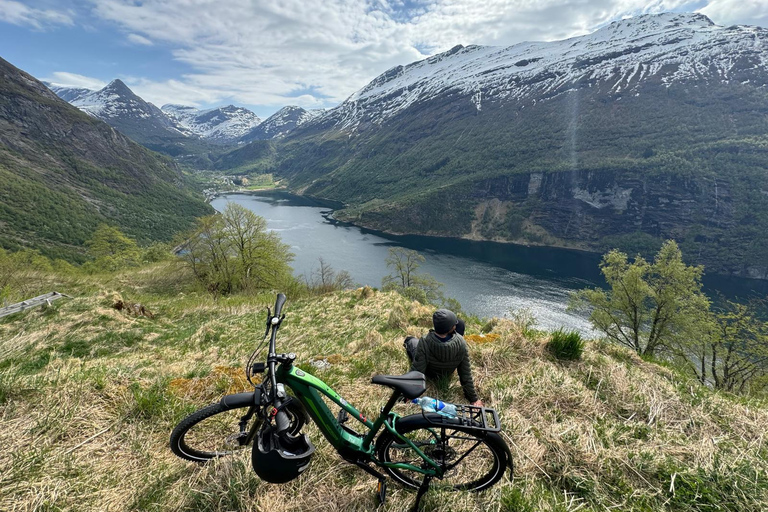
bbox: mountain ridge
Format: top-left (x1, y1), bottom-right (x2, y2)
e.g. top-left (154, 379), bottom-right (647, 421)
top-left (303, 12), bottom-right (767, 132)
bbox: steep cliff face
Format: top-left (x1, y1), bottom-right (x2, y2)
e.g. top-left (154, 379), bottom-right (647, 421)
top-left (338, 159), bottom-right (766, 277)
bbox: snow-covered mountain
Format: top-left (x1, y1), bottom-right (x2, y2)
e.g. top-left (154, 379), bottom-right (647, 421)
top-left (314, 13), bottom-right (768, 132)
top-left (45, 79), bottom-right (308, 148)
top-left (162, 104), bottom-right (261, 144)
top-left (45, 79), bottom-right (190, 150)
top-left (43, 83), bottom-right (93, 103)
top-left (239, 105), bottom-right (321, 142)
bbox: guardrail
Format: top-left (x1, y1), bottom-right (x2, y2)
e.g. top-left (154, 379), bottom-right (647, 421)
top-left (0, 291), bottom-right (69, 318)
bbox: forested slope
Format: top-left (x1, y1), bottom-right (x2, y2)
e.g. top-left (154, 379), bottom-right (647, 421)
top-left (0, 57), bottom-right (212, 262)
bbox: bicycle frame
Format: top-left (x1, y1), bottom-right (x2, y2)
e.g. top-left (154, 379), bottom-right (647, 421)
top-left (274, 363), bottom-right (443, 477)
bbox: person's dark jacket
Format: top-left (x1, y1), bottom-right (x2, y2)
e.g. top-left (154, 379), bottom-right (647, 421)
top-left (411, 330), bottom-right (478, 403)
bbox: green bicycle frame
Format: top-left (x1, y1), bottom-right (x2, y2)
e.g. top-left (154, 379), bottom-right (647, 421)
top-left (275, 363), bottom-right (442, 476)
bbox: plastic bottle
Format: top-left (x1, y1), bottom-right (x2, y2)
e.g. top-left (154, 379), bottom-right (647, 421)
top-left (411, 396), bottom-right (457, 418)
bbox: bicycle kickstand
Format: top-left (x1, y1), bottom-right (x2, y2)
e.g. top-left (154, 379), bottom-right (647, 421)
top-left (409, 476), bottom-right (432, 512)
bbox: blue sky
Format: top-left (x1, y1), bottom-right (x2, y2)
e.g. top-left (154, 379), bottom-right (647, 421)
top-left (2, 0), bottom-right (766, 118)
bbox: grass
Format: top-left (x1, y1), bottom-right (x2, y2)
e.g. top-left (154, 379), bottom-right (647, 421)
top-left (546, 329), bottom-right (584, 361)
top-left (0, 263), bottom-right (767, 511)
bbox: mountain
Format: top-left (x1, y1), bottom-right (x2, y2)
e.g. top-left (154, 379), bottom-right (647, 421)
top-left (42, 82), bottom-right (93, 103)
top-left (219, 13), bottom-right (768, 278)
top-left (239, 105), bottom-right (321, 142)
top-left (0, 57), bottom-right (212, 262)
top-left (162, 104), bottom-right (262, 144)
top-left (61, 79), bottom-right (199, 153)
top-left (311, 13), bottom-right (767, 131)
top-left (48, 82), bottom-right (313, 157)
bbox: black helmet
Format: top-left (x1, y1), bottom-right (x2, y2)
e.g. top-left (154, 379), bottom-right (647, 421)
top-left (252, 424), bottom-right (315, 483)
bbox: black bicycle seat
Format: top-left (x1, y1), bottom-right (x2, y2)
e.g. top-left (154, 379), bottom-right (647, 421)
top-left (371, 371), bottom-right (426, 399)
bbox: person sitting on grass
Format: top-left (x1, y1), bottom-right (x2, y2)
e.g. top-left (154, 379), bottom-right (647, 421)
top-left (404, 309), bottom-right (483, 407)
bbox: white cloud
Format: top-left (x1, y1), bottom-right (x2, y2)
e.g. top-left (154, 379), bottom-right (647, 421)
top-left (88, 0), bottom-right (423, 107)
top-left (406, 0), bottom-right (700, 51)
top-left (124, 77), bottom-right (226, 108)
top-left (44, 71), bottom-right (106, 90)
top-left (0, 0), bottom-right (74, 29)
top-left (698, 0), bottom-right (768, 27)
top-left (127, 33), bottom-right (153, 46)
top-left (78, 0), bottom-right (768, 112)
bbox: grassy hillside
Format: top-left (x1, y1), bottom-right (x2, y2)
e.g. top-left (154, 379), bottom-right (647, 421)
top-left (1, 265), bottom-right (767, 511)
top-left (0, 57), bottom-right (212, 262)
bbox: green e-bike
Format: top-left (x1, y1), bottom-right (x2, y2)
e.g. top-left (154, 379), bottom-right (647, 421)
top-left (170, 294), bottom-right (512, 509)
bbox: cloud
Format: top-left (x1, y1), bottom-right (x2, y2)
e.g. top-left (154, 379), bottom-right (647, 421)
top-left (44, 71), bottom-right (106, 90)
top-left (698, 0), bottom-right (768, 27)
top-left (80, 0), bottom-right (768, 112)
top-left (123, 77), bottom-right (226, 108)
top-left (0, 0), bottom-right (73, 30)
top-left (127, 33), bottom-right (153, 46)
top-left (88, 0), bottom-right (423, 107)
top-left (406, 0), bottom-right (701, 51)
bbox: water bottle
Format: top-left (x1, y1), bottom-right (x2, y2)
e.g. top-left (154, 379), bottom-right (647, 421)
top-left (412, 396), bottom-right (457, 418)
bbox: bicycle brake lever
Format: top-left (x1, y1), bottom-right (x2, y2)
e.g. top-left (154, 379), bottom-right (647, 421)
top-left (263, 307), bottom-right (272, 338)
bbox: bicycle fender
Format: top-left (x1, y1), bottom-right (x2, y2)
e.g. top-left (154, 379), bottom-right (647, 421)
top-left (219, 390), bottom-right (259, 410)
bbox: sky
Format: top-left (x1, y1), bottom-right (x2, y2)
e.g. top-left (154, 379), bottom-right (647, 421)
top-left (1, 0), bottom-right (767, 118)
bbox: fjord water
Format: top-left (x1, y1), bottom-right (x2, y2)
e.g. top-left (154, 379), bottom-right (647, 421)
top-left (212, 191), bottom-right (767, 335)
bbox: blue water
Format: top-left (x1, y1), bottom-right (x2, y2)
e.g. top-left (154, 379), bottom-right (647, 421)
top-left (211, 191), bottom-right (768, 335)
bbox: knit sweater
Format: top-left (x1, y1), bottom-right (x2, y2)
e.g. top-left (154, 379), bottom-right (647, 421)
top-left (411, 331), bottom-right (479, 403)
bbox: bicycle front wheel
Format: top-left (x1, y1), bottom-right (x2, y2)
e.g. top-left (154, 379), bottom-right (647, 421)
top-left (375, 414), bottom-right (512, 491)
top-left (170, 402), bottom-right (257, 462)
top-left (170, 400), bottom-right (306, 462)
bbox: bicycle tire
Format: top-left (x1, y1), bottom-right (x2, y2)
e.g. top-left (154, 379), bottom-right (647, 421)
top-left (170, 401), bottom-right (306, 462)
top-left (375, 414), bottom-right (512, 491)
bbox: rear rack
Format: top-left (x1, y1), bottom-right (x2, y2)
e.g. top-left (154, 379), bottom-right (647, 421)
top-left (422, 404), bottom-right (501, 433)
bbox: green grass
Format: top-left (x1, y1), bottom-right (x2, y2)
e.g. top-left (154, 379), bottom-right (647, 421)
top-left (0, 263), bottom-right (767, 511)
top-left (546, 329), bottom-right (585, 360)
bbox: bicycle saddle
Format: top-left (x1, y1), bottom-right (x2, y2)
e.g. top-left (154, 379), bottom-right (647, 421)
top-left (371, 371), bottom-right (426, 399)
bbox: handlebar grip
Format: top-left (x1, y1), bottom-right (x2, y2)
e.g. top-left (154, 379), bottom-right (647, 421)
top-left (274, 293), bottom-right (287, 318)
top-left (274, 409), bottom-right (290, 434)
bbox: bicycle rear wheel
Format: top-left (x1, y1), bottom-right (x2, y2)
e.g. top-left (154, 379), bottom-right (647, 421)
top-left (170, 401), bottom-right (306, 462)
top-left (375, 414), bottom-right (512, 491)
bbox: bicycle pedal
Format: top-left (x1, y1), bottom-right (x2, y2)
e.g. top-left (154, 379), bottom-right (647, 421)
top-left (226, 431), bottom-right (249, 446)
top-left (337, 408), bottom-right (349, 424)
top-left (376, 479), bottom-right (387, 505)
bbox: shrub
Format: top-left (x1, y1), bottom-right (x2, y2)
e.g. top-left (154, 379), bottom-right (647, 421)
top-left (547, 328), bottom-right (584, 360)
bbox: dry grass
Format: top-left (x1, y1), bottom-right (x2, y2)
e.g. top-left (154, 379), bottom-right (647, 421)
top-left (1, 277), bottom-right (767, 511)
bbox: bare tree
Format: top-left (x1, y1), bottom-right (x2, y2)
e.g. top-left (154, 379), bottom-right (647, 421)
top-left (306, 258), bottom-right (355, 294)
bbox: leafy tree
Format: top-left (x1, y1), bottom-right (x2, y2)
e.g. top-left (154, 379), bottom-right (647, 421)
top-left (182, 203), bottom-right (294, 295)
top-left (690, 300), bottom-right (768, 394)
top-left (570, 240), bottom-right (709, 357)
top-left (142, 242), bottom-right (173, 263)
top-left (382, 247), bottom-right (425, 288)
top-left (86, 224), bottom-right (141, 271)
top-left (0, 248), bottom-right (60, 304)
